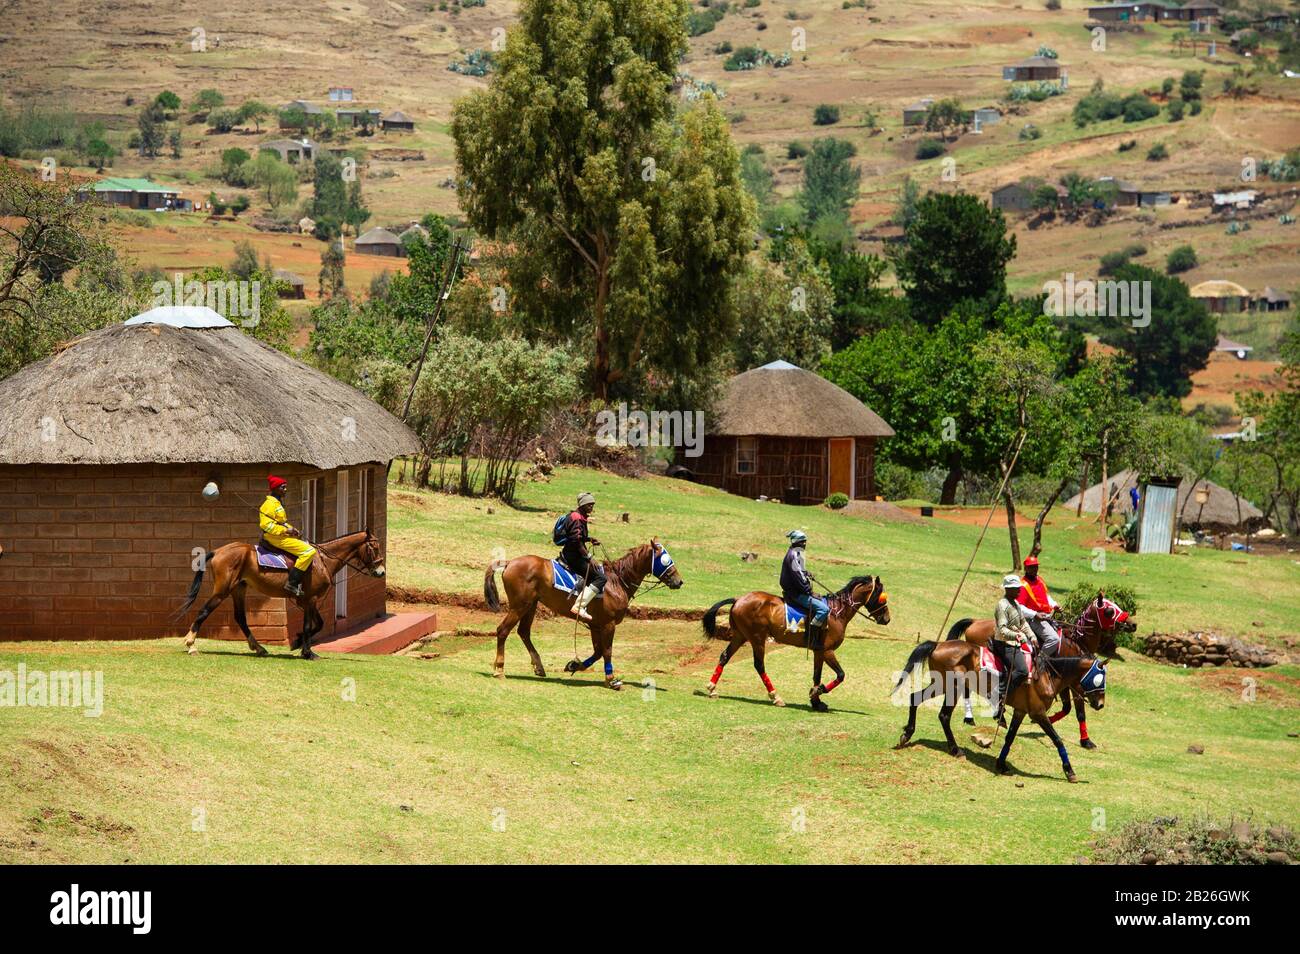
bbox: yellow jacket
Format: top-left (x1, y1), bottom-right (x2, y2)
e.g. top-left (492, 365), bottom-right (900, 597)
top-left (259, 495), bottom-right (293, 537)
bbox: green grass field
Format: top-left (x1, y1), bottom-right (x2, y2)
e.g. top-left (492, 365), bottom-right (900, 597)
top-left (2, 467), bottom-right (1297, 863)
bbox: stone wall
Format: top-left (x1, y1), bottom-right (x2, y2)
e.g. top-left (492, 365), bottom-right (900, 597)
top-left (1142, 631), bottom-right (1279, 668)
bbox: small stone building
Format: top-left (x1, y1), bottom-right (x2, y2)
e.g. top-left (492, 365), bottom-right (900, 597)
top-left (1003, 56), bottom-right (1066, 83)
top-left (355, 227), bottom-right (404, 257)
top-left (0, 307), bottom-right (420, 645)
top-left (381, 110), bottom-right (416, 133)
top-left (678, 360), bottom-right (893, 504)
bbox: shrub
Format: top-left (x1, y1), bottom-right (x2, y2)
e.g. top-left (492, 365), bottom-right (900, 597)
top-left (1117, 139), bottom-right (1137, 152)
top-left (1099, 250), bottom-right (1130, 275)
top-left (915, 138), bottom-right (945, 160)
top-left (1190, 100), bottom-right (1202, 116)
top-left (1019, 124), bottom-right (1042, 141)
top-left (825, 492), bottom-right (850, 509)
top-left (1091, 816), bottom-right (1298, 866)
top-left (1166, 244), bottom-right (1197, 274)
top-left (715, 40), bottom-right (733, 53)
top-left (787, 140), bottom-right (810, 159)
top-left (813, 103), bottom-right (841, 125)
top-left (1045, 0), bottom-right (1060, 8)
top-left (1161, 77), bottom-right (1174, 96)
top-left (1121, 243), bottom-right (1147, 258)
top-left (1122, 94), bottom-right (1160, 123)
top-left (1147, 142), bottom-right (1169, 161)
top-left (1167, 98), bottom-right (1185, 121)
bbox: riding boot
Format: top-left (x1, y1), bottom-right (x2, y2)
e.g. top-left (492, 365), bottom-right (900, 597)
top-left (572, 584), bottom-right (599, 622)
top-left (807, 619), bottom-right (826, 651)
top-left (283, 567), bottom-right (305, 597)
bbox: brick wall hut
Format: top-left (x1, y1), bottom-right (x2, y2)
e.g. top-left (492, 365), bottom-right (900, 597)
top-left (680, 360), bottom-right (894, 505)
top-left (0, 306), bottom-right (420, 645)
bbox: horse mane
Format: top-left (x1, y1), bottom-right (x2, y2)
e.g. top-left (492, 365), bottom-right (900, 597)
top-left (828, 575), bottom-right (877, 615)
top-left (1043, 655), bottom-right (1096, 678)
top-left (604, 542), bottom-right (653, 586)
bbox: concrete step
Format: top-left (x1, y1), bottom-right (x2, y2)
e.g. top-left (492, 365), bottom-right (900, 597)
top-left (315, 611), bottom-right (438, 655)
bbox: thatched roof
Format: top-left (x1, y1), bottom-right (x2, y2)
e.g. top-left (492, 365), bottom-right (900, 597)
top-left (0, 307), bottom-right (419, 468)
top-left (1063, 469), bottom-right (1265, 529)
top-left (1192, 280), bottom-right (1249, 299)
top-left (712, 361), bottom-right (894, 438)
top-left (356, 227), bottom-right (401, 246)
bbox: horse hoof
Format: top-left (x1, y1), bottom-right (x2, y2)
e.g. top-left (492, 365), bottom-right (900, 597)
top-left (302, 651), bottom-right (321, 662)
top-left (254, 648), bottom-right (268, 657)
top-left (996, 762), bottom-right (1011, 775)
top-left (607, 679), bottom-right (623, 691)
top-left (533, 668), bottom-right (547, 679)
top-left (896, 734), bottom-right (911, 749)
top-left (1080, 739), bottom-right (1097, 750)
top-left (493, 668), bottom-right (505, 679)
top-left (186, 646), bottom-right (197, 656)
top-left (810, 698), bottom-right (830, 713)
top-left (1067, 772), bottom-right (1079, 784)
top-left (963, 718), bottom-right (975, 726)
top-left (563, 660), bottom-right (580, 674)
top-left (770, 693), bottom-right (786, 707)
top-left (951, 749), bottom-right (965, 760)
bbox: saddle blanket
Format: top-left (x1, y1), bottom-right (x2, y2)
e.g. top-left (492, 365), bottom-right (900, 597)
top-left (784, 602), bottom-right (807, 634)
top-left (255, 543), bottom-right (292, 571)
top-left (980, 644), bottom-right (1033, 677)
top-left (551, 559), bottom-right (579, 593)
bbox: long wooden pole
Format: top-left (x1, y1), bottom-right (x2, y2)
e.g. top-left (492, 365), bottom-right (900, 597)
top-left (401, 238), bottom-right (466, 423)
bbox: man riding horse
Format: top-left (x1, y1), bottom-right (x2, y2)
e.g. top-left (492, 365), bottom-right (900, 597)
top-left (1016, 555), bottom-right (1061, 655)
top-left (991, 573), bottom-right (1038, 721)
top-left (559, 491), bottom-right (605, 621)
top-left (260, 475), bottom-right (317, 597)
top-left (781, 529), bottom-right (828, 648)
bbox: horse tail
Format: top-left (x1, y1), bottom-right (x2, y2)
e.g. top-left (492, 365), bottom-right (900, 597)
top-left (483, 559), bottom-right (507, 612)
top-left (892, 640), bottom-right (938, 693)
top-left (945, 618), bottom-right (973, 641)
top-left (174, 552), bottom-right (214, 619)
top-left (702, 598), bottom-right (736, 639)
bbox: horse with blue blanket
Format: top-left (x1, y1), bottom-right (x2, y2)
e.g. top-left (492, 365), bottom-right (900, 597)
top-left (700, 575), bottom-right (890, 710)
top-left (483, 539), bottom-right (683, 689)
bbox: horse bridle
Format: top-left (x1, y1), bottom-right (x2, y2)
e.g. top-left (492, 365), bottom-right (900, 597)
top-left (318, 536), bottom-right (383, 578)
top-left (836, 579), bottom-right (888, 624)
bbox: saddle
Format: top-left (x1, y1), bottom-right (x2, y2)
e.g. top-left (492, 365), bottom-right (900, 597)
top-left (550, 558), bottom-right (580, 595)
top-left (255, 539), bottom-right (293, 572)
top-left (783, 602), bottom-right (807, 635)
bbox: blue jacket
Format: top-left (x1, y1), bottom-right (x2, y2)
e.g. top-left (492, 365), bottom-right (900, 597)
top-left (780, 546), bottom-right (813, 602)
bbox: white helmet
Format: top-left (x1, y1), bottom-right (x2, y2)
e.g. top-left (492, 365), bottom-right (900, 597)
top-left (1003, 574), bottom-right (1023, 589)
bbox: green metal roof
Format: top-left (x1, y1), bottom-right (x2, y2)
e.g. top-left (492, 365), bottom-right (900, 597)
top-left (86, 177), bottom-right (178, 194)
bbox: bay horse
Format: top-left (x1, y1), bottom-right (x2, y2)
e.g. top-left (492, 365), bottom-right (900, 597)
top-left (177, 530), bottom-right (386, 660)
top-left (945, 592), bottom-right (1130, 748)
top-left (893, 639), bottom-right (1107, 781)
top-left (700, 576), bottom-right (890, 710)
top-left (483, 539), bottom-right (683, 689)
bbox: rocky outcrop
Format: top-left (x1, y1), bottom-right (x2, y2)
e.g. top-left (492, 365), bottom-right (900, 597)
top-left (1142, 631), bottom-right (1280, 668)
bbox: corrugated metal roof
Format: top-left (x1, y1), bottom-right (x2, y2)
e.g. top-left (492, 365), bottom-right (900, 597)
top-left (87, 177), bottom-right (178, 194)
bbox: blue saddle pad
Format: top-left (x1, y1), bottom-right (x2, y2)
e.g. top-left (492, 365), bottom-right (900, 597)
top-left (785, 602), bottom-right (807, 631)
top-left (255, 543), bottom-right (292, 571)
top-left (551, 559), bottom-right (579, 593)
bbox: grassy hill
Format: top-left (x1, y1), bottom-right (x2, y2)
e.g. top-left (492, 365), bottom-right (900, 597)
top-left (2, 466), bottom-right (1296, 863)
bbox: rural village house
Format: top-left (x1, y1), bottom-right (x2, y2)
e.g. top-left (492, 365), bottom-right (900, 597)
top-left (1191, 279), bottom-right (1252, 313)
top-left (381, 110), bottom-right (416, 133)
top-left (328, 86), bottom-right (355, 102)
top-left (1003, 55), bottom-right (1066, 83)
top-left (678, 360), bottom-right (894, 505)
top-left (77, 177), bottom-right (180, 210)
top-left (355, 227), bottom-right (405, 257)
top-left (273, 269), bottom-right (307, 299)
top-left (0, 306), bottom-right (425, 646)
top-left (261, 138), bottom-right (319, 164)
top-left (1214, 334), bottom-right (1253, 359)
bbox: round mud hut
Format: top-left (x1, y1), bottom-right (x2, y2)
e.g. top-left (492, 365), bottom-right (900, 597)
top-left (680, 360), bottom-right (894, 504)
top-left (0, 306), bottom-right (423, 646)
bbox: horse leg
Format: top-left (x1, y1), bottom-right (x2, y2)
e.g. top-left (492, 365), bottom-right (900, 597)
top-left (516, 607), bottom-right (546, 678)
top-left (706, 630), bottom-right (747, 698)
top-left (232, 583), bottom-right (267, 657)
top-left (1034, 714), bottom-right (1078, 783)
top-left (963, 682), bottom-right (976, 725)
top-left (995, 711), bottom-right (1025, 775)
top-left (599, 625), bottom-right (621, 690)
top-left (809, 648), bottom-right (830, 712)
top-left (1048, 688), bottom-right (1072, 724)
top-left (896, 679), bottom-right (934, 748)
top-left (1075, 690), bottom-right (1096, 749)
top-left (300, 602), bottom-right (323, 661)
top-left (752, 637), bottom-right (784, 707)
top-left (938, 699), bottom-right (964, 759)
top-left (492, 606), bottom-right (523, 678)
top-left (810, 648), bottom-right (844, 712)
top-left (183, 568), bottom-right (234, 655)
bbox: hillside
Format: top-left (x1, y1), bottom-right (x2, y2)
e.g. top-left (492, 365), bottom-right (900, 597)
top-left (2, 0), bottom-right (1297, 307)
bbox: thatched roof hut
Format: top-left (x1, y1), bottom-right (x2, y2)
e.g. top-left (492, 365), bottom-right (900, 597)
top-left (0, 306), bottom-right (428, 647)
top-left (0, 307), bottom-right (416, 468)
top-left (678, 360), bottom-right (894, 505)
top-left (355, 227), bottom-right (404, 257)
top-left (1063, 469), bottom-right (1265, 530)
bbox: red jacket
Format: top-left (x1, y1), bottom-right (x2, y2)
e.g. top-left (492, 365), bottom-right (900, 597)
top-left (1017, 576), bottom-right (1057, 617)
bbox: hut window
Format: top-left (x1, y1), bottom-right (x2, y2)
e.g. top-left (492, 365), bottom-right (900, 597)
top-left (736, 437), bottom-right (757, 475)
top-left (359, 468), bottom-right (375, 530)
top-left (301, 478), bottom-right (321, 540)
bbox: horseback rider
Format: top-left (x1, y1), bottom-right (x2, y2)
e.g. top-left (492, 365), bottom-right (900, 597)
top-left (1015, 555), bottom-right (1061, 655)
top-left (259, 475), bottom-right (317, 597)
top-left (780, 529), bottom-right (829, 649)
top-left (991, 573), bottom-right (1037, 720)
top-left (560, 491), bottom-right (606, 622)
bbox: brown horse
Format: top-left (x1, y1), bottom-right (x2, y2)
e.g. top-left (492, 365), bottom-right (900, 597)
top-left (946, 592), bottom-right (1130, 748)
top-left (177, 530), bottom-right (386, 660)
top-left (892, 638), bottom-right (1107, 781)
top-left (699, 576), bottom-right (891, 710)
top-left (483, 539), bottom-right (683, 689)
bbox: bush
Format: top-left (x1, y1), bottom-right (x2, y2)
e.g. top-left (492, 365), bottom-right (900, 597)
top-left (915, 138), bottom-right (945, 160)
top-left (1091, 816), bottom-right (1298, 866)
top-left (724, 45), bottom-right (766, 70)
top-left (1189, 100), bottom-right (1202, 116)
top-left (1161, 77), bottom-right (1174, 96)
top-left (813, 104), bottom-right (841, 126)
top-left (1117, 139), bottom-right (1137, 152)
top-left (824, 492), bottom-right (850, 510)
top-left (1167, 98), bottom-right (1185, 121)
top-left (1122, 94), bottom-right (1160, 123)
top-left (1147, 142), bottom-right (1169, 161)
top-left (1099, 250), bottom-right (1130, 275)
top-left (1045, 0), bottom-right (1060, 8)
top-left (1019, 124), bottom-right (1042, 141)
top-left (787, 140), bottom-right (810, 159)
top-left (1166, 244), bottom-right (1197, 274)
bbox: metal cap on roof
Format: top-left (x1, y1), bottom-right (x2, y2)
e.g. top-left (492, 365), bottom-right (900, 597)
top-left (124, 306), bottom-right (235, 329)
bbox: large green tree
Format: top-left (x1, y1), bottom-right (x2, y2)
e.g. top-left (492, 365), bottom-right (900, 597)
top-left (890, 191), bottom-right (1016, 327)
top-left (451, 0), bottom-right (754, 398)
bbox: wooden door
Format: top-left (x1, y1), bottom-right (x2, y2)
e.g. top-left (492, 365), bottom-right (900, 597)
top-left (334, 470), bottom-right (349, 620)
top-left (828, 438), bottom-right (854, 499)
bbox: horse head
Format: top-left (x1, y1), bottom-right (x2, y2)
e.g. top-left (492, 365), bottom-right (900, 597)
top-left (1078, 657), bottom-right (1108, 711)
top-left (649, 537), bottom-right (683, 589)
top-left (358, 527), bottom-right (385, 578)
top-left (843, 575), bottom-right (890, 625)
